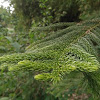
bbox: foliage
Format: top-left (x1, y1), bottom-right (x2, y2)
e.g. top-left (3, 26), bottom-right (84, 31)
top-left (0, 7), bottom-right (29, 54)
top-left (0, 15), bottom-right (100, 99)
top-left (0, 6), bottom-right (11, 27)
top-left (0, 0), bottom-right (100, 100)
top-left (0, 71), bottom-right (58, 100)
top-left (9, 0), bottom-right (100, 29)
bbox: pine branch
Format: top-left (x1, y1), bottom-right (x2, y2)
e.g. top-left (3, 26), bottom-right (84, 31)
top-left (0, 17), bottom-right (100, 97)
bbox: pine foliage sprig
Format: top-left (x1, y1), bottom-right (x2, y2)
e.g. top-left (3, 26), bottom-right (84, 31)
top-left (0, 17), bottom-right (100, 97)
